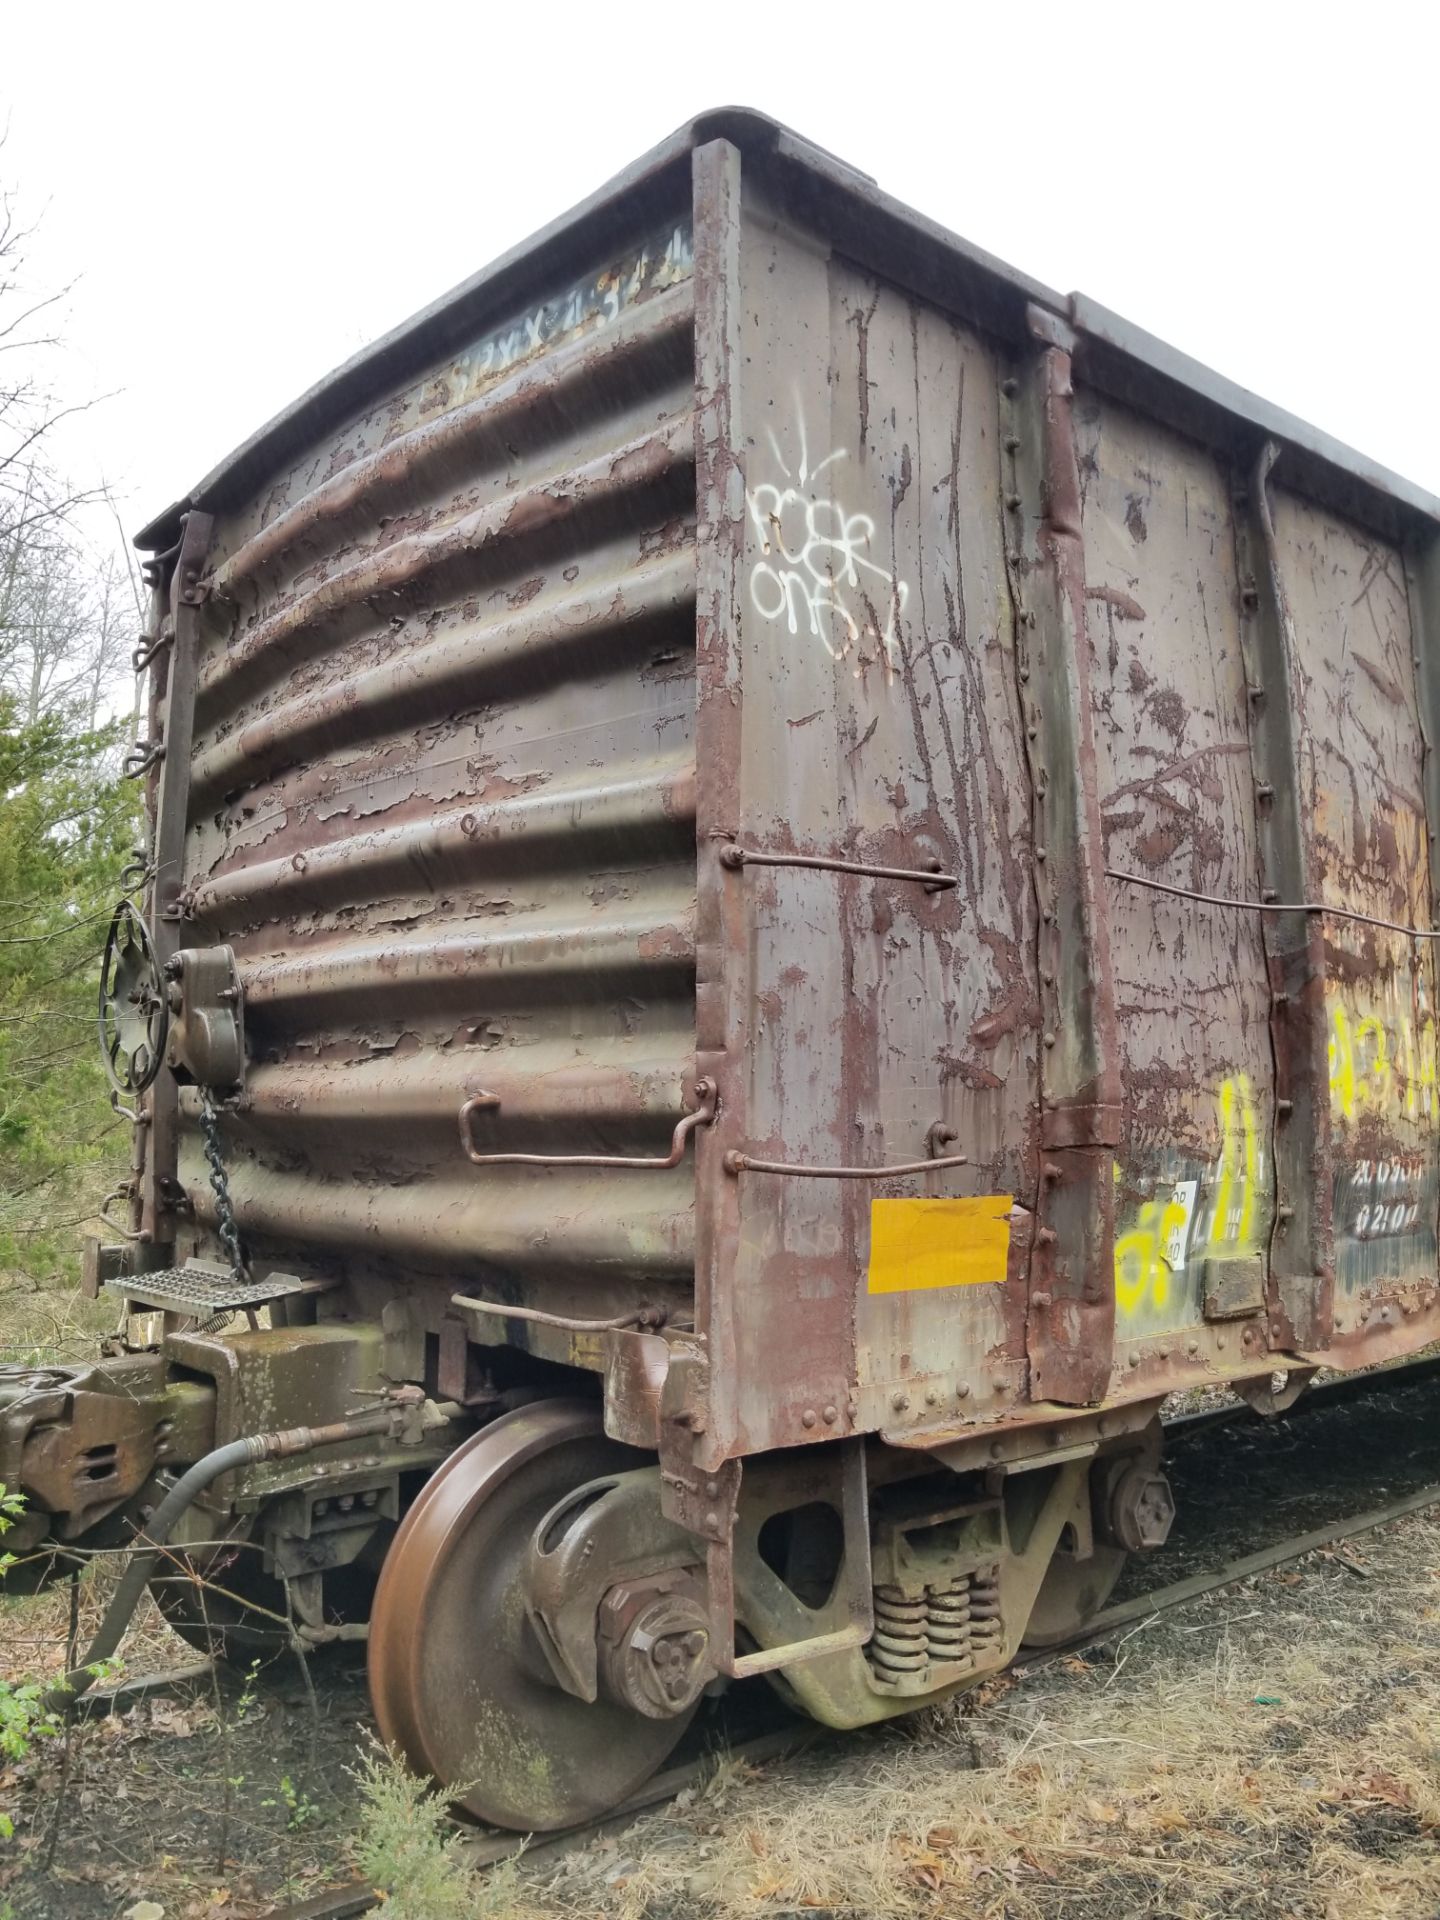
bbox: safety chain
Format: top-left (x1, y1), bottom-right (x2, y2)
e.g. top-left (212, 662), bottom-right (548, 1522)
top-left (198, 1088), bottom-right (248, 1284)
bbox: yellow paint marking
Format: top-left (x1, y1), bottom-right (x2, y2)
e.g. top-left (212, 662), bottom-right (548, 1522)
top-left (1328, 991), bottom-right (1436, 1123)
top-left (1329, 999), bottom-right (1357, 1121)
top-left (1113, 1071), bottom-right (1264, 1324)
top-left (1357, 1015), bottom-right (1391, 1115)
top-left (867, 1196), bottom-right (1011, 1294)
top-left (1210, 1072), bottom-right (1259, 1253)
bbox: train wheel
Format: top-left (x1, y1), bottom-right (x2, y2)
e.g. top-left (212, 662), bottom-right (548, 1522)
top-left (368, 1399), bottom-right (698, 1832)
top-left (1020, 1541), bottom-right (1127, 1648)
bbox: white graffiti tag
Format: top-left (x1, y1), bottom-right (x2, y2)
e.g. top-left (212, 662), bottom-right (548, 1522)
top-left (746, 412), bottom-right (910, 681)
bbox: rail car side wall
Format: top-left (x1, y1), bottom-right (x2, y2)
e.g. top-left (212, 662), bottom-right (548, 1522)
top-left (693, 141), bottom-right (1440, 1462)
top-left (1280, 494), bottom-right (1438, 1341)
top-left (1079, 391), bottom-right (1279, 1379)
top-left (695, 148), bottom-right (1041, 1461)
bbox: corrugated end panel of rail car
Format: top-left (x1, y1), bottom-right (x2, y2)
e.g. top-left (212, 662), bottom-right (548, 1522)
top-left (174, 216), bottom-right (702, 1333)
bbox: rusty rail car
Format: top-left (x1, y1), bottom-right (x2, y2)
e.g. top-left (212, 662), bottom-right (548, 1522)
top-left (7, 108), bottom-right (1440, 1829)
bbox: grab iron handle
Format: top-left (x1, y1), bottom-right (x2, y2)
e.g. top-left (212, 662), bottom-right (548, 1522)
top-left (724, 1131), bottom-right (967, 1179)
top-left (98, 1185), bottom-right (150, 1242)
top-left (460, 1078), bottom-right (717, 1169)
top-left (122, 739), bottom-right (165, 781)
top-left (719, 843), bottom-right (955, 892)
top-left (133, 625), bottom-right (175, 675)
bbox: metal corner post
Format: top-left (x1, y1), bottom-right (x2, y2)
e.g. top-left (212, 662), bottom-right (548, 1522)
top-left (140, 508), bottom-right (214, 1255)
top-left (1000, 305), bottom-right (1122, 1404)
top-left (690, 135), bottom-right (746, 1459)
top-left (686, 136), bottom-right (748, 1654)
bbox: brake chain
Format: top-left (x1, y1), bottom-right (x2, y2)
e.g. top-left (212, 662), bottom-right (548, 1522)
top-left (198, 1087), bottom-right (248, 1285)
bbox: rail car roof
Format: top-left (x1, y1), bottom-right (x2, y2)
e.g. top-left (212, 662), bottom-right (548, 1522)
top-left (137, 106), bottom-right (1440, 554)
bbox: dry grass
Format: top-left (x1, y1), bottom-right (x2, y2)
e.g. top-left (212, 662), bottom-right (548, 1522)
top-left (0, 1577), bottom-right (187, 1696)
top-left (532, 1514), bottom-right (1440, 1920)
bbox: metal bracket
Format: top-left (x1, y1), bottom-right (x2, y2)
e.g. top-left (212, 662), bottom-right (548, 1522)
top-left (163, 944), bottom-right (245, 1089)
top-left (1200, 1256), bottom-right (1266, 1321)
top-left (1234, 1364), bottom-right (1317, 1417)
top-left (460, 1078), bottom-right (716, 1168)
top-left (81, 1236), bottom-right (132, 1301)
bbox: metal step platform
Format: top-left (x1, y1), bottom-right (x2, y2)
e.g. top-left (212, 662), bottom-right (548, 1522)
top-left (104, 1260), bottom-right (332, 1319)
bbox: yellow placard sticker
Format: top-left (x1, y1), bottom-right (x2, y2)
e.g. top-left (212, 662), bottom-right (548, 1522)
top-left (866, 1195), bottom-right (1013, 1294)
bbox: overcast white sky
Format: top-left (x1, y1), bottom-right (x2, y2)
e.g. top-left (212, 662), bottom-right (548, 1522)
top-left (4, 0), bottom-right (1437, 562)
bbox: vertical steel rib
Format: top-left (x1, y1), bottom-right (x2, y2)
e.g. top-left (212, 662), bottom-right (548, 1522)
top-left (1000, 305), bottom-right (1121, 1405)
top-left (1232, 442), bottom-right (1334, 1350)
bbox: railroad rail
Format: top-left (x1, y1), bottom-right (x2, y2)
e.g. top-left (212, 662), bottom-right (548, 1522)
top-left (1161, 1349), bottom-right (1440, 1438)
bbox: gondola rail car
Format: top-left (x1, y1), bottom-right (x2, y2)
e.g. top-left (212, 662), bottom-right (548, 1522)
top-left (9, 109), bottom-right (1440, 1829)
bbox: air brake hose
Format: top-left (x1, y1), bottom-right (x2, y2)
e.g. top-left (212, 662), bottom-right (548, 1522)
top-left (43, 1409), bottom-right (397, 1715)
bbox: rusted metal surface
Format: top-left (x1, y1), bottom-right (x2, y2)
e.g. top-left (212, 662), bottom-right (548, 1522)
top-left (690, 135), bottom-right (750, 1487)
top-left (143, 214), bottom-right (700, 1352)
top-left (1233, 442), bottom-right (1333, 1351)
top-left (694, 158), bottom-right (1040, 1462)
top-left (1079, 389), bottom-right (1277, 1390)
top-left (1274, 485), bottom-right (1435, 1347)
top-left (1002, 310), bottom-right (1122, 1405)
top-left (123, 107), bottom-right (1440, 1515)
top-left (139, 509), bottom-right (213, 1256)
